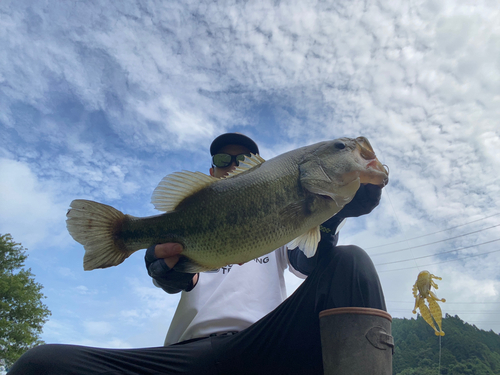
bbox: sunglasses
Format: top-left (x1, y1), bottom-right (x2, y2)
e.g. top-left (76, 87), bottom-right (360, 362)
top-left (212, 153), bottom-right (251, 168)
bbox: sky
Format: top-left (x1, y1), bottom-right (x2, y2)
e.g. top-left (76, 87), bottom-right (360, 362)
top-left (1, 0), bottom-right (499, 351)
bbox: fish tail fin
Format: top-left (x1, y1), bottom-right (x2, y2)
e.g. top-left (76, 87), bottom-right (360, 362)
top-left (66, 199), bottom-right (130, 271)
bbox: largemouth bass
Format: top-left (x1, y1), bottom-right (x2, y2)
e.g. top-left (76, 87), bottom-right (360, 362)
top-left (67, 136), bottom-right (388, 272)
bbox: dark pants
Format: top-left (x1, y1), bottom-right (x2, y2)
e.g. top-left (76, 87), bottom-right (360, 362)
top-left (9, 245), bottom-right (386, 375)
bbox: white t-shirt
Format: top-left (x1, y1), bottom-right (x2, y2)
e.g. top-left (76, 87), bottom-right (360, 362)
top-left (164, 246), bottom-right (306, 345)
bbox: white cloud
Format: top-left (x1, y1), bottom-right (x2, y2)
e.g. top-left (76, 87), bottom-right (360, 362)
top-left (0, 158), bottom-right (67, 249)
top-left (42, 319), bottom-right (80, 344)
top-left (57, 267), bottom-right (77, 279)
top-left (75, 285), bottom-right (99, 295)
top-left (126, 277), bottom-right (181, 319)
top-left (83, 321), bottom-right (113, 337)
top-left (1, 0), bottom-right (499, 346)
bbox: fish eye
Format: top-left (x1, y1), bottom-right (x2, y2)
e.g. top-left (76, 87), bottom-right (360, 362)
top-left (334, 141), bottom-right (346, 150)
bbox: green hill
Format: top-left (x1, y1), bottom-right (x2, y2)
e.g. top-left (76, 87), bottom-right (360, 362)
top-left (393, 314), bottom-right (500, 374)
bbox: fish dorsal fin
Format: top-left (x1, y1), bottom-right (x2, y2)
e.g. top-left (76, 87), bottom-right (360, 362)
top-left (287, 226), bottom-right (321, 258)
top-left (224, 153), bottom-right (265, 178)
top-left (151, 171), bottom-right (218, 212)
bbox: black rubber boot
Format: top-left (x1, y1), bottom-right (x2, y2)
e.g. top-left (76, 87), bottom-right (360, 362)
top-left (319, 307), bottom-right (394, 375)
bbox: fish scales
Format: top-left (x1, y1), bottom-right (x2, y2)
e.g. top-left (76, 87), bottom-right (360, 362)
top-left (120, 152), bottom-right (313, 269)
top-left (66, 137), bottom-right (389, 272)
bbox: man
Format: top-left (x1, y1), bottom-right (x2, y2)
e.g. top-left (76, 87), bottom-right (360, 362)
top-left (10, 133), bottom-right (386, 374)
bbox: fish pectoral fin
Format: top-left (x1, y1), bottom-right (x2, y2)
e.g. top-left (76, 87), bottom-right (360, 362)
top-left (287, 226), bottom-right (321, 258)
top-left (279, 200), bottom-right (307, 221)
top-left (224, 153), bottom-right (266, 178)
top-left (151, 171), bottom-right (218, 212)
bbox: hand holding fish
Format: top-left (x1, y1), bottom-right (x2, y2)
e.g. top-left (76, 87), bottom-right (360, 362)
top-left (145, 244), bottom-right (198, 293)
top-left (154, 243), bottom-right (184, 268)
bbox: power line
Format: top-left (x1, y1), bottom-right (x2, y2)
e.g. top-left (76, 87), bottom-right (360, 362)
top-left (366, 212), bottom-right (500, 249)
top-left (389, 309), bottom-right (498, 315)
top-left (387, 301), bottom-right (500, 304)
top-left (377, 247), bottom-right (500, 272)
top-left (371, 224), bottom-right (500, 257)
top-left (374, 238), bottom-right (500, 266)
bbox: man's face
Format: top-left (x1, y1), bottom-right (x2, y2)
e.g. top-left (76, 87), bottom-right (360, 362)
top-left (210, 144), bottom-right (252, 178)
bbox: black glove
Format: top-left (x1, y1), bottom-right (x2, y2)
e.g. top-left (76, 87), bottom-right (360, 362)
top-left (319, 184), bottom-right (382, 239)
top-left (337, 183), bottom-right (382, 219)
top-left (145, 245), bottom-right (197, 294)
top-left (290, 185), bottom-right (382, 275)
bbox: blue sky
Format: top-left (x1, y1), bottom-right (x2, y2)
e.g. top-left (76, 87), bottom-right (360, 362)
top-left (1, 0), bottom-right (500, 350)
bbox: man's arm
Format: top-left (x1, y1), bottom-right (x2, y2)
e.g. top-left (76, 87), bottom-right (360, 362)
top-left (288, 184), bottom-right (383, 276)
top-left (145, 243), bottom-right (198, 294)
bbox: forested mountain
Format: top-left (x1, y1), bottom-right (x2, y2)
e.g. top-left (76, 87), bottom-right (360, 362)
top-left (393, 314), bottom-right (500, 374)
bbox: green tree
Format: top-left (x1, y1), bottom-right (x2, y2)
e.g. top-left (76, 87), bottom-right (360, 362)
top-left (393, 315), bottom-right (500, 375)
top-left (0, 233), bottom-right (51, 369)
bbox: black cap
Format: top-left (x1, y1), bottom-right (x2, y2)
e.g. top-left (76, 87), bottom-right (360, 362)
top-left (210, 133), bottom-right (260, 155)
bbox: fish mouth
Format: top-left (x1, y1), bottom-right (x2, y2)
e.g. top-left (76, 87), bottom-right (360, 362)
top-left (355, 137), bottom-right (389, 186)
